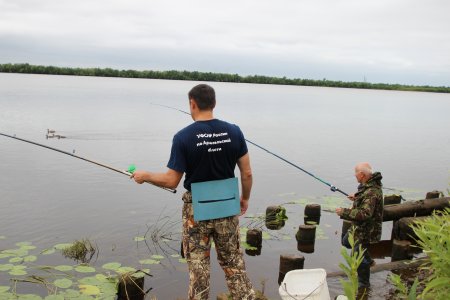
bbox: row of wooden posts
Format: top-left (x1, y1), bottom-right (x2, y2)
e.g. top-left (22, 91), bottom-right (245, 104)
top-left (116, 191), bottom-right (449, 298)
top-left (245, 191), bottom-right (449, 286)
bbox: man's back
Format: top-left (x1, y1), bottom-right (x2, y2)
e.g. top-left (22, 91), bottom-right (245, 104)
top-left (168, 119), bottom-right (248, 191)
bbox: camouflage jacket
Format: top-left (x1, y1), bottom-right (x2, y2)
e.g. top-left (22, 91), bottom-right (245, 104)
top-left (341, 172), bottom-right (383, 244)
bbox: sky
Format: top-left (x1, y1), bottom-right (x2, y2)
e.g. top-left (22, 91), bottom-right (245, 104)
top-left (0, 0), bottom-right (449, 86)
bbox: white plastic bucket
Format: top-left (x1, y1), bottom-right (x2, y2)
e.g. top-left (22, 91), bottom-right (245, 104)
top-left (279, 268), bottom-right (330, 300)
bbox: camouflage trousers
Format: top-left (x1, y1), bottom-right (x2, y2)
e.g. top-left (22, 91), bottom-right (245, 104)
top-left (182, 191), bottom-right (256, 300)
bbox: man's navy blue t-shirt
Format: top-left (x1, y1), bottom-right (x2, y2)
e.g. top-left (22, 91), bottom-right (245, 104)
top-left (167, 119), bottom-right (248, 191)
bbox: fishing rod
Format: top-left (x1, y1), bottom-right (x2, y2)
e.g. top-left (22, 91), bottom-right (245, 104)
top-left (149, 103), bottom-right (348, 196)
top-left (0, 132), bottom-right (176, 194)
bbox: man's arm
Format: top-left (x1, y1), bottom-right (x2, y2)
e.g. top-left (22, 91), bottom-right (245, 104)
top-left (338, 193), bottom-right (377, 221)
top-left (237, 153), bottom-right (252, 215)
top-left (131, 168), bottom-right (183, 190)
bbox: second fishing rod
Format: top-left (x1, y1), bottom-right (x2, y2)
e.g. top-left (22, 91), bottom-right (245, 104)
top-left (0, 132), bottom-right (176, 194)
top-left (151, 103), bottom-right (348, 196)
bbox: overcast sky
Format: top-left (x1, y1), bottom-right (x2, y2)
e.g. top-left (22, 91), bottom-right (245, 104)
top-left (1, 0), bottom-right (449, 86)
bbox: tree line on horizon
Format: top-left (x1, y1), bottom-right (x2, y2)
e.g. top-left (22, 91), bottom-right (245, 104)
top-left (0, 63), bottom-right (448, 93)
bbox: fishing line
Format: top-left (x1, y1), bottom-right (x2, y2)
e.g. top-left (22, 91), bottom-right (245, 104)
top-left (0, 132), bottom-right (176, 194)
top-left (149, 103), bottom-right (348, 196)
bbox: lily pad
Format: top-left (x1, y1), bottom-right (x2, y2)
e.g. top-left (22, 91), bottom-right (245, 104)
top-left (178, 258), bottom-right (187, 264)
top-left (241, 242), bottom-right (257, 251)
top-left (0, 264), bottom-right (14, 271)
top-left (9, 257), bottom-right (24, 263)
top-left (54, 265), bottom-right (73, 272)
top-left (54, 278), bottom-right (73, 289)
top-left (75, 266), bottom-right (96, 273)
top-left (101, 262), bottom-right (121, 271)
top-left (151, 255), bottom-right (164, 260)
top-left (41, 248), bottom-right (56, 255)
top-left (44, 295), bottom-right (65, 300)
top-left (15, 242), bottom-right (32, 247)
top-left (95, 274), bottom-right (110, 283)
top-left (78, 276), bottom-right (101, 286)
top-left (24, 255), bottom-right (37, 262)
top-left (116, 266), bottom-right (136, 274)
top-left (2, 249), bottom-right (28, 257)
top-left (262, 232), bottom-right (271, 240)
top-left (9, 268), bottom-right (27, 276)
top-left (98, 281), bottom-right (117, 295)
top-left (0, 286), bottom-right (10, 292)
top-left (79, 285), bottom-right (100, 296)
top-left (170, 254), bottom-right (180, 258)
top-left (133, 236), bottom-right (145, 242)
top-left (0, 253), bottom-right (12, 259)
top-left (139, 259), bottom-right (159, 265)
top-left (20, 245), bottom-right (37, 251)
top-left (60, 289), bottom-right (81, 298)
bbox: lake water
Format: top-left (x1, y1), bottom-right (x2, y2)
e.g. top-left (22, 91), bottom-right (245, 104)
top-left (1, 73), bottom-right (449, 299)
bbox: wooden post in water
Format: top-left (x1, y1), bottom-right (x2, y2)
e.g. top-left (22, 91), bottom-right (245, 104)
top-left (392, 216), bottom-right (429, 243)
top-left (391, 239), bottom-right (413, 262)
top-left (265, 205), bottom-right (286, 230)
top-left (117, 273), bottom-right (145, 300)
top-left (304, 203), bottom-right (321, 225)
top-left (384, 194), bottom-right (402, 205)
top-left (246, 228), bottom-right (262, 248)
top-left (278, 254), bottom-right (305, 285)
top-left (245, 228), bottom-right (262, 256)
top-left (296, 225), bottom-right (316, 253)
top-left (425, 190), bottom-right (442, 199)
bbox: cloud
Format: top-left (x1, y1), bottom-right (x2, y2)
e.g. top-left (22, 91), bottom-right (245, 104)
top-left (0, 0), bottom-right (449, 85)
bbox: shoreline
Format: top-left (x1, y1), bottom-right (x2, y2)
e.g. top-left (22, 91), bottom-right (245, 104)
top-left (1, 63), bottom-right (449, 94)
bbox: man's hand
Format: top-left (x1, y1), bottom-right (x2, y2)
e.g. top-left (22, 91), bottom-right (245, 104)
top-left (240, 197), bottom-right (249, 216)
top-left (335, 207), bottom-right (344, 216)
top-left (130, 170), bottom-right (148, 184)
top-left (347, 193), bottom-right (356, 201)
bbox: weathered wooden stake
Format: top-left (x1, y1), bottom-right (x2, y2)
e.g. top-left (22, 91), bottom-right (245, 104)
top-left (384, 194), bottom-right (402, 205)
top-left (391, 239), bottom-right (413, 262)
top-left (297, 243), bottom-right (315, 253)
top-left (278, 254), bottom-right (305, 285)
top-left (265, 205), bottom-right (286, 230)
top-left (246, 228), bottom-right (262, 248)
top-left (392, 216), bottom-right (429, 243)
top-left (304, 203), bottom-right (321, 217)
top-left (295, 225), bottom-right (316, 242)
top-left (425, 190), bottom-right (442, 199)
top-left (117, 274), bottom-right (145, 300)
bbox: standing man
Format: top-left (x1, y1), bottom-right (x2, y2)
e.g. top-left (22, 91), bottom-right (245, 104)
top-left (131, 84), bottom-right (256, 300)
top-left (336, 162), bottom-right (383, 289)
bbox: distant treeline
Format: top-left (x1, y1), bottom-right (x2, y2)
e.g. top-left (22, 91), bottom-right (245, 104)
top-left (1, 63), bottom-right (449, 93)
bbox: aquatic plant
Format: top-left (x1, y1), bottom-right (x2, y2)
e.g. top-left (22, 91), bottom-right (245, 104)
top-left (411, 208), bottom-right (450, 299)
top-left (61, 239), bottom-right (96, 263)
top-left (388, 207), bottom-right (450, 299)
top-left (388, 273), bottom-right (419, 300)
top-left (338, 228), bottom-right (365, 300)
top-left (0, 238), bottom-right (170, 299)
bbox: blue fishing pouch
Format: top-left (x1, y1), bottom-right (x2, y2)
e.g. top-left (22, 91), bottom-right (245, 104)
top-left (191, 177), bottom-right (240, 221)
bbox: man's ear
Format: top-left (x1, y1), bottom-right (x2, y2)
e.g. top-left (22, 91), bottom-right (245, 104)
top-left (190, 98), bottom-right (197, 110)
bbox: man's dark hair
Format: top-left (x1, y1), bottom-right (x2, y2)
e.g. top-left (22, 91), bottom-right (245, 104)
top-left (188, 84), bottom-right (216, 110)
